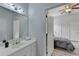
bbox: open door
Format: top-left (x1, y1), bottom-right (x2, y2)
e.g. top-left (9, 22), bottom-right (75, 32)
top-left (46, 15), bottom-right (54, 56)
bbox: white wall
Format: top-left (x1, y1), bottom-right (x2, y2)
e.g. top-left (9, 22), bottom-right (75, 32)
top-left (28, 3), bottom-right (63, 56)
top-left (54, 13), bottom-right (79, 41)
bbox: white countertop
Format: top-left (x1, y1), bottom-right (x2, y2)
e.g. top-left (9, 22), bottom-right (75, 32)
top-left (0, 39), bottom-right (36, 56)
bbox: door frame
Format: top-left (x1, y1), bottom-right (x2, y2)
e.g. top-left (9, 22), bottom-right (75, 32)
top-left (45, 4), bottom-right (66, 56)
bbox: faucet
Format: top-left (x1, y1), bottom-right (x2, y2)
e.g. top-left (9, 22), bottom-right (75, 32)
top-left (12, 38), bottom-right (20, 45)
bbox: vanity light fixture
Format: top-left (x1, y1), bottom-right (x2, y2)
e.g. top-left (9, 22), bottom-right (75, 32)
top-left (7, 3), bottom-right (24, 13)
top-left (17, 7), bottom-right (24, 13)
top-left (7, 3), bottom-right (15, 10)
top-left (17, 8), bottom-right (21, 12)
top-left (8, 3), bottom-right (14, 6)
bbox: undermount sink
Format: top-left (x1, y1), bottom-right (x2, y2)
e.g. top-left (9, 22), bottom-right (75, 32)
top-left (0, 37), bottom-right (31, 48)
top-left (8, 39), bottom-right (30, 48)
top-left (0, 38), bottom-right (36, 56)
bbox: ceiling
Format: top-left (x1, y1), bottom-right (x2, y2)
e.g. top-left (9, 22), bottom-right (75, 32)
top-left (0, 3), bottom-right (65, 15)
top-left (48, 4), bottom-right (79, 17)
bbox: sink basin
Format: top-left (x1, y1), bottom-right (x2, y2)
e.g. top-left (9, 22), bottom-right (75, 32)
top-left (0, 39), bottom-right (36, 56)
top-left (0, 37), bottom-right (32, 49)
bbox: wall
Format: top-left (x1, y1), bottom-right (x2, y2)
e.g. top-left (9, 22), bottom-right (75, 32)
top-left (54, 13), bottom-right (79, 41)
top-left (28, 3), bottom-right (63, 56)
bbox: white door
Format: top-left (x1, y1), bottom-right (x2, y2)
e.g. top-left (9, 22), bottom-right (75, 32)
top-left (46, 16), bottom-right (54, 56)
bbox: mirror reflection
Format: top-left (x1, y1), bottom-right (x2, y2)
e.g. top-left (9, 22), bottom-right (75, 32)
top-left (0, 6), bottom-right (29, 42)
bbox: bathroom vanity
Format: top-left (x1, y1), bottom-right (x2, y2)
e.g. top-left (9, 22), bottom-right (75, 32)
top-left (0, 39), bottom-right (36, 56)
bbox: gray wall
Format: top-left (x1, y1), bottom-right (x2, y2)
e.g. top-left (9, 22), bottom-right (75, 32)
top-left (28, 3), bottom-right (63, 56)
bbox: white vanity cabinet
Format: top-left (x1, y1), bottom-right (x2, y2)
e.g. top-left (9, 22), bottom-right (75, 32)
top-left (31, 42), bottom-right (36, 56)
top-left (9, 41), bottom-right (36, 56)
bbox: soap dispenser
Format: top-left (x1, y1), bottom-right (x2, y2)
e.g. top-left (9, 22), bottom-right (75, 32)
top-left (5, 42), bottom-right (9, 48)
top-left (2, 40), bottom-right (9, 48)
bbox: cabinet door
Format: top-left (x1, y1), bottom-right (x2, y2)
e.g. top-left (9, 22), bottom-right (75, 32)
top-left (9, 42), bottom-right (36, 56)
top-left (9, 45), bottom-right (32, 56)
top-left (31, 42), bottom-right (36, 56)
top-left (9, 47), bottom-right (28, 56)
top-left (24, 45), bottom-right (32, 56)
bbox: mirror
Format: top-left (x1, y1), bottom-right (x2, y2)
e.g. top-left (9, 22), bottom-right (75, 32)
top-left (0, 6), bottom-right (29, 42)
top-left (19, 15), bottom-right (28, 38)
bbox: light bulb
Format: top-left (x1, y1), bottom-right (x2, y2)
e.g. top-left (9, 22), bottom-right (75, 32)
top-left (65, 9), bottom-right (71, 12)
top-left (7, 3), bottom-right (15, 10)
top-left (66, 5), bottom-right (69, 9)
top-left (8, 3), bottom-right (15, 6)
top-left (17, 8), bottom-right (24, 13)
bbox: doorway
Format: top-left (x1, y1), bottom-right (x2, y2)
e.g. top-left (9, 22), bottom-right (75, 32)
top-left (47, 4), bottom-right (79, 56)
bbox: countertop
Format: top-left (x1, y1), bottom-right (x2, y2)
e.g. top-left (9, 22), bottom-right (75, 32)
top-left (0, 39), bottom-right (36, 56)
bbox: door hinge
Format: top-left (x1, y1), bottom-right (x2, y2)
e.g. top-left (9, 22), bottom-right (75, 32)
top-left (46, 51), bottom-right (48, 55)
top-left (46, 14), bottom-right (47, 18)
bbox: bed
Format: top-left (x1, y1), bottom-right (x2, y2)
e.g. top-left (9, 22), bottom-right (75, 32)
top-left (54, 37), bottom-right (75, 52)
